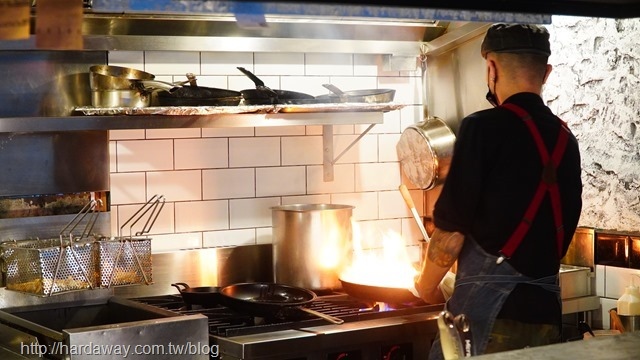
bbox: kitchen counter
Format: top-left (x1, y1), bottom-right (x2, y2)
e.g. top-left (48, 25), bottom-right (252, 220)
top-left (474, 331), bottom-right (640, 360)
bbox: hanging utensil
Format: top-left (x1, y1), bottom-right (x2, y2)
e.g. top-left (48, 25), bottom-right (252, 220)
top-left (438, 310), bottom-right (464, 360)
top-left (454, 314), bottom-right (472, 357)
top-left (399, 184), bottom-right (430, 242)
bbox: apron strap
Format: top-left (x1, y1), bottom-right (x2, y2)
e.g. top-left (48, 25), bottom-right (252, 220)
top-left (497, 103), bottom-right (570, 263)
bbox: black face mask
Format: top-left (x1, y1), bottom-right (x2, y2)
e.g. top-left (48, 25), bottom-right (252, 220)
top-left (486, 87), bottom-right (499, 107)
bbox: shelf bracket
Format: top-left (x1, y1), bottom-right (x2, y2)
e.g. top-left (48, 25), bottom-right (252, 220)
top-left (323, 123), bottom-right (377, 182)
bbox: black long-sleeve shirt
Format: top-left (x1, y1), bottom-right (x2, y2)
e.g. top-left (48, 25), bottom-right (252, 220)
top-left (433, 92), bottom-right (583, 323)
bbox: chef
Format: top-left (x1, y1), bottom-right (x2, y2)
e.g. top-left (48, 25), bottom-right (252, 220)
top-left (413, 23), bottom-right (583, 358)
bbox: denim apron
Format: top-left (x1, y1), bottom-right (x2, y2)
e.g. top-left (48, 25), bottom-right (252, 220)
top-left (428, 237), bottom-right (560, 359)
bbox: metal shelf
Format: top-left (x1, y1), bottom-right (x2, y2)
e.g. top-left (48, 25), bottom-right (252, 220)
top-left (0, 112), bottom-right (384, 133)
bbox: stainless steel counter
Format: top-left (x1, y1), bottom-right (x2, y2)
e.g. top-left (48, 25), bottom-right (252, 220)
top-left (473, 331), bottom-right (640, 360)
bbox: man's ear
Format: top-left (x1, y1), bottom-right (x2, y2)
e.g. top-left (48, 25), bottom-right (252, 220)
top-left (543, 64), bottom-right (553, 84)
top-left (487, 59), bottom-right (497, 84)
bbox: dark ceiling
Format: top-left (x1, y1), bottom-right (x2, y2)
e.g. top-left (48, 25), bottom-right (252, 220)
top-left (245, 0), bottom-right (640, 19)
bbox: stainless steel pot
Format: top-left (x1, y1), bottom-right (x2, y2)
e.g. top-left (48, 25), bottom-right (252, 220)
top-left (271, 204), bottom-right (354, 291)
top-left (89, 65), bottom-right (177, 107)
top-left (396, 117), bottom-right (456, 190)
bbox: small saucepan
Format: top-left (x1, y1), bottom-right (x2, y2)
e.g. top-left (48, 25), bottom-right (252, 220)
top-left (171, 282), bottom-right (222, 307)
top-left (237, 67), bottom-right (316, 105)
top-left (219, 282), bottom-right (344, 324)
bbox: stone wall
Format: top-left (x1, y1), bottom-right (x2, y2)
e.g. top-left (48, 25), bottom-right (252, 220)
top-left (546, 16), bottom-right (640, 231)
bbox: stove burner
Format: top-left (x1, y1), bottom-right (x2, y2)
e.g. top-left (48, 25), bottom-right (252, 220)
top-left (131, 293), bottom-right (440, 338)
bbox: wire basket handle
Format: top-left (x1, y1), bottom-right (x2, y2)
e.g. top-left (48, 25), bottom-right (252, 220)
top-left (59, 199), bottom-right (100, 243)
top-left (119, 195), bottom-right (165, 239)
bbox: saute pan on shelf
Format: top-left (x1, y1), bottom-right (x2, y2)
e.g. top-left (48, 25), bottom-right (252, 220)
top-left (155, 73), bottom-right (243, 106)
top-left (237, 67), bottom-right (317, 105)
top-left (90, 65), bottom-right (179, 107)
top-left (316, 84), bottom-right (396, 103)
top-left (219, 282), bottom-right (344, 324)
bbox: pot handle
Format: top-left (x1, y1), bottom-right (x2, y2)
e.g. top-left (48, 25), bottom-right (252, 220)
top-left (299, 307), bottom-right (344, 325)
top-left (171, 282), bottom-right (190, 292)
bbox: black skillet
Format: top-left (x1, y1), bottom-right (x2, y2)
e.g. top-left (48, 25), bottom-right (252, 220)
top-left (171, 282), bottom-right (223, 307)
top-left (156, 74), bottom-right (243, 106)
top-left (339, 278), bottom-right (423, 304)
top-left (236, 67), bottom-right (317, 105)
top-left (219, 282), bottom-right (344, 324)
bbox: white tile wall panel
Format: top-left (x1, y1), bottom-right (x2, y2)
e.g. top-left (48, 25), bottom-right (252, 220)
top-left (353, 219), bottom-right (402, 250)
top-left (307, 164), bottom-right (355, 194)
top-left (203, 168), bottom-right (255, 200)
top-left (109, 129), bottom-right (145, 140)
top-left (254, 53), bottom-right (305, 75)
top-left (110, 173), bottom-right (147, 205)
top-left (144, 51), bottom-right (201, 75)
top-left (107, 51), bottom-right (145, 70)
top-left (378, 134), bottom-right (402, 162)
top-left (355, 163), bottom-right (402, 192)
top-left (203, 229), bottom-right (256, 247)
top-left (109, 141), bottom-right (117, 173)
top-left (368, 110), bottom-right (401, 134)
top-left (146, 128), bottom-right (201, 139)
top-left (281, 76), bottom-right (330, 96)
top-left (281, 136), bottom-right (323, 165)
top-left (282, 194), bottom-right (331, 205)
top-left (305, 125), bottom-right (355, 136)
top-left (201, 52), bottom-right (254, 75)
top-left (596, 265), bottom-right (606, 297)
top-left (333, 134), bottom-right (378, 164)
top-left (256, 166), bottom-right (306, 197)
top-left (229, 75), bottom-right (265, 91)
top-left (331, 192), bottom-right (378, 221)
top-left (378, 189), bottom-right (420, 219)
top-left (229, 197), bottom-right (281, 229)
top-left (115, 202), bottom-right (175, 237)
top-left (605, 266), bottom-right (640, 299)
top-left (109, 206), bottom-right (118, 236)
top-left (184, 75), bottom-right (229, 89)
top-left (175, 200), bottom-right (229, 232)
top-left (330, 76), bottom-right (377, 91)
top-left (380, 76), bottom-right (422, 105)
top-left (203, 127), bottom-right (255, 138)
top-left (229, 137), bottom-right (281, 167)
top-left (175, 138), bottom-right (229, 170)
top-left (147, 170), bottom-right (202, 202)
top-left (353, 54), bottom-right (380, 76)
top-left (116, 140), bottom-right (174, 172)
top-left (256, 227), bottom-right (273, 245)
top-left (255, 126), bottom-right (306, 137)
top-left (150, 233), bottom-right (203, 253)
top-left (305, 53), bottom-right (353, 76)
top-left (400, 105), bottom-right (424, 128)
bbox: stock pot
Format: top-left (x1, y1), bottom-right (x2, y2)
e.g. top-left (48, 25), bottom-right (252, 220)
top-left (271, 204), bottom-right (354, 290)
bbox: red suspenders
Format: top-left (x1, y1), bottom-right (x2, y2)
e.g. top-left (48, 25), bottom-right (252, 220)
top-left (496, 103), bottom-right (570, 264)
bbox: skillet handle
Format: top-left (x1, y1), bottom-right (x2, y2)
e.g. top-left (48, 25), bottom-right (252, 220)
top-left (171, 282), bottom-right (190, 292)
top-left (237, 67), bottom-right (265, 87)
top-left (299, 307), bottom-right (344, 325)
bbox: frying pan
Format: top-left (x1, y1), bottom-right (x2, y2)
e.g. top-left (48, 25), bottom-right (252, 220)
top-left (220, 282), bottom-right (344, 324)
top-left (340, 279), bottom-right (422, 304)
top-left (156, 73), bottom-right (242, 106)
top-left (171, 282), bottom-right (223, 307)
top-left (316, 84), bottom-right (396, 103)
top-left (237, 67), bottom-right (316, 105)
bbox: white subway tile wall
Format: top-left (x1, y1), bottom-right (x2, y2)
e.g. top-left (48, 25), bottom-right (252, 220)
top-left (108, 50), bottom-right (424, 253)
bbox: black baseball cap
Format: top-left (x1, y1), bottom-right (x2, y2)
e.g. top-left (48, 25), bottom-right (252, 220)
top-left (481, 23), bottom-right (551, 58)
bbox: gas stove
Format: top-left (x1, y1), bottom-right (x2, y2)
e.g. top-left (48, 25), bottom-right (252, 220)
top-left (131, 292), bottom-right (443, 360)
